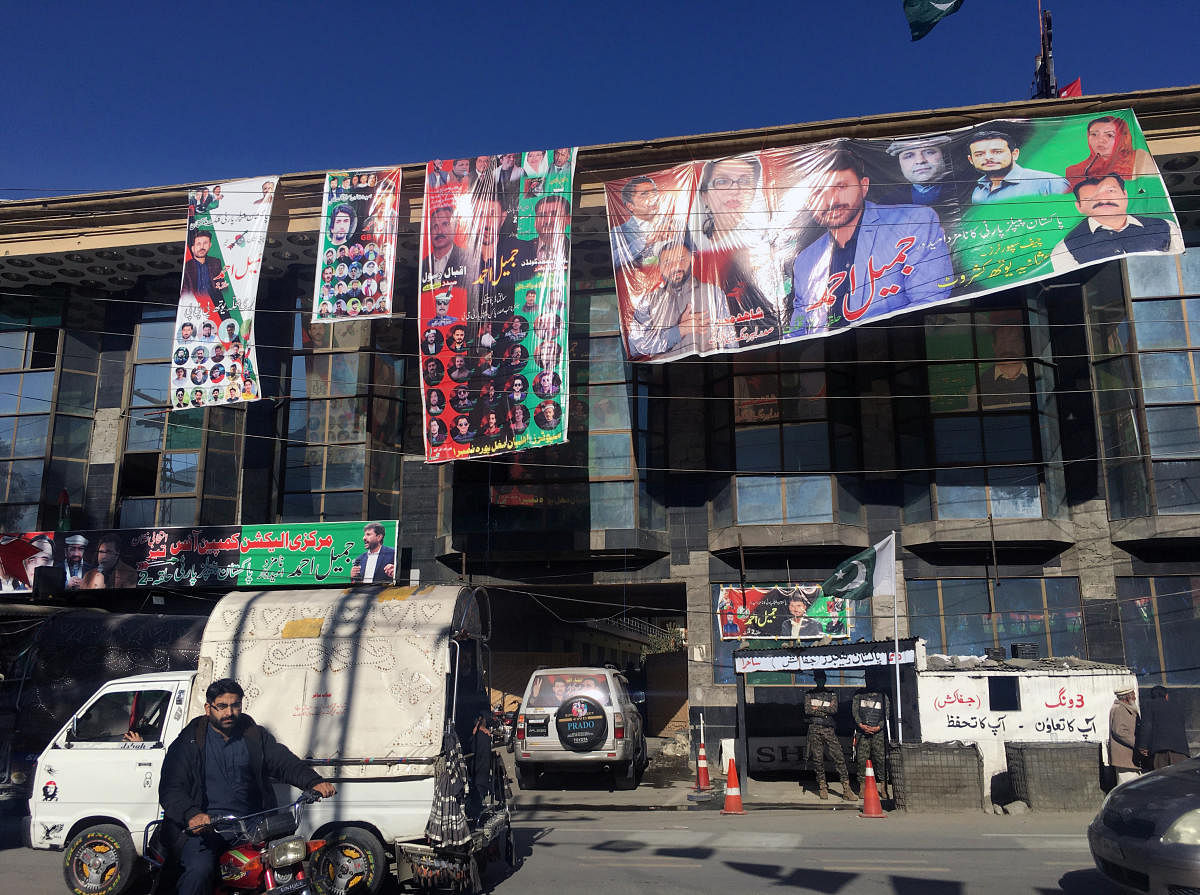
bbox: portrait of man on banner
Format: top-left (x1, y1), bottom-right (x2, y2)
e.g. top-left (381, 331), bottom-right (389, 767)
top-left (418, 150), bottom-right (577, 464)
top-left (716, 584), bottom-right (851, 641)
top-left (606, 109), bottom-right (1180, 364)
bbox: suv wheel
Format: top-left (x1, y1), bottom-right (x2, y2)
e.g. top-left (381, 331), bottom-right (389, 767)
top-left (515, 762), bottom-right (537, 790)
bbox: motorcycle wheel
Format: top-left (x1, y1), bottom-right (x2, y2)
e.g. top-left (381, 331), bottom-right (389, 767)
top-left (309, 827), bottom-right (387, 895)
top-left (62, 823), bottom-right (137, 895)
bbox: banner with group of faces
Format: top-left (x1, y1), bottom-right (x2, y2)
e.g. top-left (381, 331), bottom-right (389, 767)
top-left (171, 177), bottom-right (276, 407)
top-left (311, 167), bottom-right (403, 323)
top-left (605, 109), bottom-right (1182, 363)
top-left (418, 149), bottom-right (577, 462)
top-left (0, 521), bottom-right (399, 592)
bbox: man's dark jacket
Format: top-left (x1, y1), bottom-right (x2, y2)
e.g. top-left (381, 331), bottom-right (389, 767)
top-left (158, 714), bottom-right (322, 846)
top-left (1136, 696), bottom-right (1191, 758)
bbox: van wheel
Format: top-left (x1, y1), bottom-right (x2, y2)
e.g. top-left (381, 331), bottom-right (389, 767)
top-left (515, 762), bottom-right (537, 790)
top-left (63, 824), bottom-right (136, 895)
top-left (310, 827), bottom-right (387, 895)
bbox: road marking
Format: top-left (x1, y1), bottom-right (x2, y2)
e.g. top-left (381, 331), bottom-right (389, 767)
top-left (822, 866), bottom-right (950, 873)
top-left (980, 834), bottom-right (1089, 850)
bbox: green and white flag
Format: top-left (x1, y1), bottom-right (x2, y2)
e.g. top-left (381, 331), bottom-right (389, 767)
top-left (821, 533), bottom-right (896, 601)
top-left (903, 0), bottom-right (964, 40)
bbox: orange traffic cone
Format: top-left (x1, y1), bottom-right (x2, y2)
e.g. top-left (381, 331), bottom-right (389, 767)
top-left (695, 738), bottom-right (712, 791)
top-left (859, 759), bottom-right (886, 819)
top-left (721, 756), bottom-right (746, 815)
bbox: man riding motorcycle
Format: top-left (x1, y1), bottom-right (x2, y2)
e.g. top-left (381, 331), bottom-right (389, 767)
top-left (157, 678), bottom-right (336, 895)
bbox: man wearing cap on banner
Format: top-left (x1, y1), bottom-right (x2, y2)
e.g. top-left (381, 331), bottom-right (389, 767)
top-left (1051, 173), bottom-right (1181, 272)
top-left (791, 148), bottom-right (953, 334)
top-left (880, 134), bottom-right (969, 228)
top-left (1109, 685), bottom-right (1141, 785)
top-left (60, 534), bottom-right (93, 590)
top-left (427, 291), bottom-right (458, 328)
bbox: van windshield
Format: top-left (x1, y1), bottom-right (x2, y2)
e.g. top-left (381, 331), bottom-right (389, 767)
top-left (527, 673), bottom-right (612, 707)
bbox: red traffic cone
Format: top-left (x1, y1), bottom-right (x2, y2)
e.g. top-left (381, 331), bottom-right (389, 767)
top-left (721, 756), bottom-right (746, 815)
top-left (859, 759), bottom-right (886, 819)
top-left (695, 738), bottom-right (712, 791)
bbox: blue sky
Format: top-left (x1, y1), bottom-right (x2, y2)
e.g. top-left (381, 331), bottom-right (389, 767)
top-left (2, 0), bottom-right (1196, 198)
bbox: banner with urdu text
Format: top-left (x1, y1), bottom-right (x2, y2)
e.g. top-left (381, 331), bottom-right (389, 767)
top-left (0, 521), bottom-right (399, 592)
top-left (311, 167), bottom-right (402, 323)
top-left (605, 109), bottom-right (1181, 363)
top-left (717, 584), bottom-right (852, 641)
top-left (418, 149), bottom-right (577, 462)
top-left (171, 177), bottom-right (277, 406)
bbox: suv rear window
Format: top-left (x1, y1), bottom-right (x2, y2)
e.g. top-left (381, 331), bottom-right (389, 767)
top-left (526, 672), bottom-right (612, 707)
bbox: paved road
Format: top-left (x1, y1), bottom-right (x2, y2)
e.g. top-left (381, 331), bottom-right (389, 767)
top-left (3, 804), bottom-right (1119, 894)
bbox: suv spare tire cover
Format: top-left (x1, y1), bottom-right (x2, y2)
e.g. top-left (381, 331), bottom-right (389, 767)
top-left (555, 696), bottom-right (608, 752)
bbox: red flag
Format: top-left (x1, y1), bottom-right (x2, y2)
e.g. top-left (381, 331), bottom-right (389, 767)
top-left (1059, 77), bottom-right (1083, 98)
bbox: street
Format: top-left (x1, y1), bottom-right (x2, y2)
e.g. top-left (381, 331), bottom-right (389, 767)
top-left (2, 802), bottom-right (1121, 894)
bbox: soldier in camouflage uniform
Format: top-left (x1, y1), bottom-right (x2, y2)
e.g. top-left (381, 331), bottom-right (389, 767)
top-left (851, 672), bottom-right (890, 799)
top-left (803, 670), bottom-right (853, 800)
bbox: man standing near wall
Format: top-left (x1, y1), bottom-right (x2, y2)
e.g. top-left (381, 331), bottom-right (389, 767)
top-left (804, 670), bottom-right (853, 801)
top-left (1109, 686), bottom-right (1141, 785)
top-left (1136, 686), bottom-right (1190, 769)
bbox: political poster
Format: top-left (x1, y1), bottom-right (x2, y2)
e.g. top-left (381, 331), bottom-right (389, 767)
top-left (605, 109), bottom-right (1182, 363)
top-left (418, 149), bottom-right (577, 462)
top-left (311, 167), bottom-right (403, 323)
top-left (3, 521), bottom-right (399, 592)
top-left (171, 177), bottom-right (277, 407)
top-left (717, 584), bottom-right (851, 641)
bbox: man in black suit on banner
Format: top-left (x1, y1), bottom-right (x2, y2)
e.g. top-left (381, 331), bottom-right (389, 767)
top-left (350, 522), bottom-right (396, 584)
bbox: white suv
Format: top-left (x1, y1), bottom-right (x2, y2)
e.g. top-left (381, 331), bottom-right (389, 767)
top-left (513, 666), bottom-right (648, 790)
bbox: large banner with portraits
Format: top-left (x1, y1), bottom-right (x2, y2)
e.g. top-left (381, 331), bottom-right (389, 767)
top-left (1, 521), bottom-right (398, 593)
top-left (717, 584), bottom-right (852, 641)
top-left (418, 149), bottom-right (577, 462)
top-left (171, 177), bottom-right (277, 406)
top-left (605, 110), bottom-right (1182, 362)
top-left (311, 167), bottom-right (402, 323)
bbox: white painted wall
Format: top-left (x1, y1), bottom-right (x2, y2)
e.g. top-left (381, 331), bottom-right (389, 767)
top-left (915, 666), bottom-right (1138, 788)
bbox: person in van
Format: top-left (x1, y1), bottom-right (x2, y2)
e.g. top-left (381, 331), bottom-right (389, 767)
top-left (158, 678), bottom-right (336, 895)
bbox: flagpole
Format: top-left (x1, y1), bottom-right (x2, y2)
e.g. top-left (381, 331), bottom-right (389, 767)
top-left (891, 531), bottom-right (902, 745)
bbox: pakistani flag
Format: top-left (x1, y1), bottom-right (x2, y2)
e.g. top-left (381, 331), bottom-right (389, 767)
top-left (820, 534), bottom-right (896, 601)
top-left (904, 0), bottom-right (964, 40)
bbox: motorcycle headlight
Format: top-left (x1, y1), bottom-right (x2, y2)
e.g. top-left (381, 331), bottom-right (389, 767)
top-left (10, 771), bottom-right (27, 785)
top-left (267, 836), bottom-right (308, 867)
top-left (1163, 809), bottom-right (1200, 844)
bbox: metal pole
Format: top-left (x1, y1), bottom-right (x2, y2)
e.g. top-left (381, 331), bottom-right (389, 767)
top-left (891, 531), bottom-right (903, 745)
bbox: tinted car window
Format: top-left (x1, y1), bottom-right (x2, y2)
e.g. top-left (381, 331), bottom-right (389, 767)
top-left (527, 672), bottom-right (612, 707)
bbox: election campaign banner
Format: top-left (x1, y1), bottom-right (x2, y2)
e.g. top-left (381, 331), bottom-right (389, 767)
top-left (311, 167), bottom-right (403, 323)
top-left (418, 149), bottom-right (577, 462)
top-left (172, 177), bottom-right (276, 406)
top-left (717, 583), bottom-right (851, 641)
top-left (605, 109), bottom-right (1182, 362)
top-left (3, 521), bottom-right (399, 592)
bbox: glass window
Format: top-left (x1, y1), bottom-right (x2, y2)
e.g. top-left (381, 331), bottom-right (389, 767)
top-left (21, 371), bottom-right (54, 412)
top-left (781, 423), bottom-right (830, 472)
top-left (136, 317), bottom-right (176, 361)
top-left (1147, 406), bottom-right (1200, 457)
top-left (1116, 578), bottom-right (1161, 680)
top-left (0, 330), bottom-right (24, 370)
top-left (1127, 254), bottom-right (1182, 299)
top-left (940, 580), bottom-right (992, 655)
top-left (934, 417), bottom-right (983, 464)
top-left (1153, 461), bottom-right (1200, 514)
top-left (13, 415), bottom-right (49, 456)
top-left (160, 452), bottom-right (199, 494)
top-left (735, 476), bottom-right (783, 525)
top-left (589, 433), bottom-right (632, 478)
top-left (906, 580), bottom-right (944, 652)
top-left (588, 385), bottom-right (630, 430)
top-left (1139, 352), bottom-right (1197, 404)
top-left (590, 481), bottom-right (634, 529)
top-left (735, 427), bottom-right (780, 472)
top-left (784, 476), bottom-right (833, 523)
top-left (1133, 298), bottom-right (1188, 348)
top-left (989, 466), bottom-right (1041, 518)
top-left (131, 364), bottom-right (169, 408)
top-left (935, 469), bottom-right (987, 519)
top-left (126, 409), bottom-right (165, 452)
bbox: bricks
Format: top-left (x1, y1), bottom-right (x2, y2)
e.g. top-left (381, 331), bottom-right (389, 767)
top-left (892, 743), bottom-right (986, 812)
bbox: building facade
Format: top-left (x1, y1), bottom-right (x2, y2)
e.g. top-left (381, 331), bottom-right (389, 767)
top-left (2, 86), bottom-right (1199, 748)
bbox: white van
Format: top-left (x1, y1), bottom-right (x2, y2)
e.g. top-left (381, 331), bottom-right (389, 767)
top-left (27, 585), bottom-right (512, 895)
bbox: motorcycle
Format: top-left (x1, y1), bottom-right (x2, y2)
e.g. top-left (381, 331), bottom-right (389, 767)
top-left (139, 789), bottom-right (329, 895)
